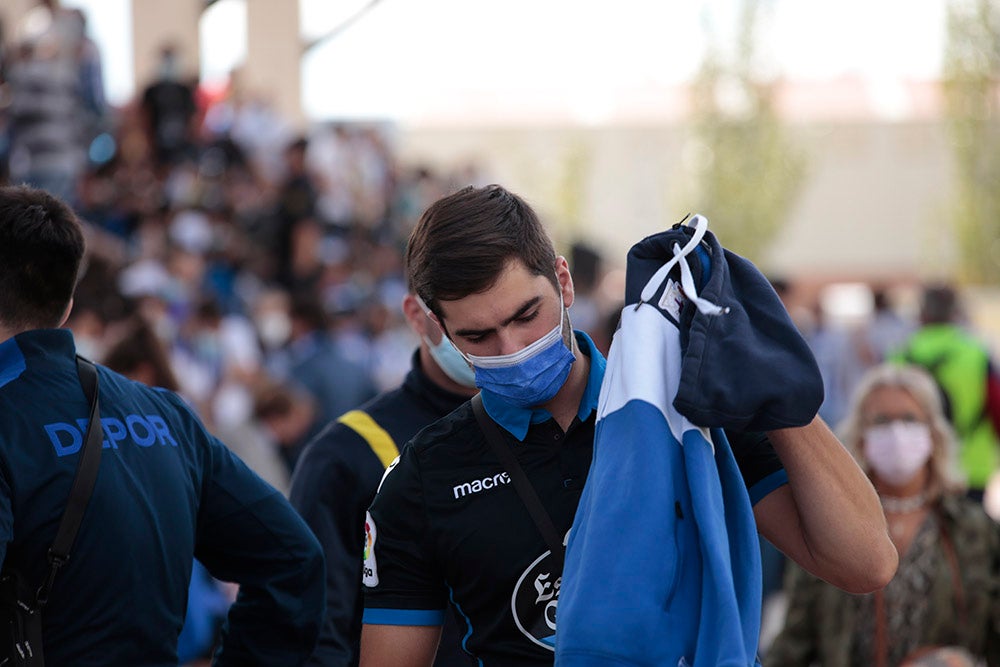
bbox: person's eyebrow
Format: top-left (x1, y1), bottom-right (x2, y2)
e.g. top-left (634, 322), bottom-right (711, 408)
top-left (453, 295), bottom-right (543, 338)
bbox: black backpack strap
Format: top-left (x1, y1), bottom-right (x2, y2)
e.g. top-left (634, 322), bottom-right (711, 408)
top-left (35, 357), bottom-right (103, 607)
top-left (470, 394), bottom-right (565, 571)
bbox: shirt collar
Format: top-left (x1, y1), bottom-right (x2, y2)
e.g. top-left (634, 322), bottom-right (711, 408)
top-left (0, 336), bottom-right (25, 389)
top-left (404, 349), bottom-right (475, 416)
top-left (0, 329), bottom-right (76, 389)
top-left (482, 330), bottom-right (606, 441)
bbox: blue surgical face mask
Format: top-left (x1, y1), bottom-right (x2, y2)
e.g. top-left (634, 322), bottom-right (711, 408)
top-left (464, 304), bottom-right (576, 408)
top-left (424, 334), bottom-right (478, 388)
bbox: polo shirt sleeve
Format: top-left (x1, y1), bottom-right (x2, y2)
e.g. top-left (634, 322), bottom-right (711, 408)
top-left (362, 444), bottom-right (448, 626)
top-left (725, 429), bottom-right (788, 506)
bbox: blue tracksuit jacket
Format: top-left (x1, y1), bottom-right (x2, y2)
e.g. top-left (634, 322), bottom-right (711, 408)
top-left (556, 221), bottom-right (822, 666)
top-left (0, 329), bottom-right (325, 666)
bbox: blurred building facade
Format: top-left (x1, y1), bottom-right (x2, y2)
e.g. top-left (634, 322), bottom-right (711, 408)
top-left (0, 1), bottom-right (991, 334)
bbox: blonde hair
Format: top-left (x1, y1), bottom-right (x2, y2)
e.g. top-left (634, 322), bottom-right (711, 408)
top-left (837, 363), bottom-right (966, 498)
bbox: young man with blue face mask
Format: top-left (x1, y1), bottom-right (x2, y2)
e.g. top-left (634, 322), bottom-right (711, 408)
top-left (360, 185), bottom-right (896, 667)
top-left (289, 290), bottom-right (478, 667)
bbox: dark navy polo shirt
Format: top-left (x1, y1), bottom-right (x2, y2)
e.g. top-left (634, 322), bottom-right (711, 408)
top-left (362, 332), bottom-right (785, 666)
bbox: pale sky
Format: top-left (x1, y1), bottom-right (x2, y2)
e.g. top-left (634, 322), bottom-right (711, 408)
top-left (63, 0), bottom-right (948, 123)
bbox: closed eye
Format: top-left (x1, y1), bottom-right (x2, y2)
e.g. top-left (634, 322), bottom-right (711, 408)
top-left (452, 295), bottom-right (545, 344)
top-left (515, 309), bottom-right (539, 324)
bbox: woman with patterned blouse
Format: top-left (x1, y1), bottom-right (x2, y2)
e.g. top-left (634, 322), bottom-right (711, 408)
top-left (768, 363), bottom-right (1000, 667)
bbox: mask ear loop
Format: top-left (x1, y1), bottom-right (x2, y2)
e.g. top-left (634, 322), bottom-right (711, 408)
top-left (414, 295), bottom-right (433, 318)
top-left (637, 214), bottom-right (729, 316)
top-left (416, 294), bottom-right (472, 364)
top-left (415, 294), bottom-right (448, 339)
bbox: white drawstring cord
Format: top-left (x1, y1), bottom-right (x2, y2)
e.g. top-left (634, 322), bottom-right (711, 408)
top-left (639, 214), bottom-right (729, 317)
top-left (639, 215), bottom-right (708, 304)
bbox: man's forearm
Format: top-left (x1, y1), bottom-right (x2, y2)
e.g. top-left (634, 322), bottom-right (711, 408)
top-left (763, 416), bottom-right (897, 594)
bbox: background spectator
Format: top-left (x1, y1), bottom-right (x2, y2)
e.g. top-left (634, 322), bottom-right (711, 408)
top-left (768, 363), bottom-right (1000, 666)
top-left (892, 283), bottom-right (1000, 500)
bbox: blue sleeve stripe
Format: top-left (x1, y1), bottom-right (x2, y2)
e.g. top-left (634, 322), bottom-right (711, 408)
top-left (748, 469), bottom-right (788, 506)
top-left (447, 584), bottom-right (481, 665)
top-left (363, 607), bottom-right (446, 626)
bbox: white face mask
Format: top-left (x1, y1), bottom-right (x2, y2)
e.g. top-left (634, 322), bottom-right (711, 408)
top-left (863, 420), bottom-right (934, 486)
top-left (256, 312), bottom-right (291, 349)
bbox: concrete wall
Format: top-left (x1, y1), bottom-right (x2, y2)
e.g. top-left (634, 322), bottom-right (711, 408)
top-left (398, 121), bottom-right (1000, 352)
top-left (397, 121), bottom-right (958, 287)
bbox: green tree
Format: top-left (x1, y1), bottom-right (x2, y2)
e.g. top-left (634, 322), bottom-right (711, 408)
top-left (686, 0), bottom-right (805, 265)
top-left (943, 0), bottom-right (1000, 283)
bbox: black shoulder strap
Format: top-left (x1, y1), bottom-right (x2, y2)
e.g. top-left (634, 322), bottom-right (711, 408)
top-left (470, 394), bottom-right (564, 570)
top-left (35, 357), bottom-right (103, 607)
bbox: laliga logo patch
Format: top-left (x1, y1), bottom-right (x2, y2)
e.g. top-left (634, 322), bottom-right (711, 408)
top-left (362, 511), bottom-right (379, 587)
top-left (511, 549), bottom-right (561, 651)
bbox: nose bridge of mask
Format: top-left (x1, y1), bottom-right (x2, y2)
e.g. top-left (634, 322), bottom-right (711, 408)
top-left (465, 295), bottom-right (565, 369)
top-left (876, 419), bottom-right (923, 437)
top-left (894, 419), bottom-right (933, 446)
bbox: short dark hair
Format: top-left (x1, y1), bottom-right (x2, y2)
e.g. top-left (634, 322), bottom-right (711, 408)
top-left (405, 185), bottom-right (557, 318)
top-left (103, 316), bottom-right (180, 391)
top-left (290, 293), bottom-right (328, 331)
top-left (921, 283), bottom-right (958, 324)
top-left (0, 186), bottom-right (86, 330)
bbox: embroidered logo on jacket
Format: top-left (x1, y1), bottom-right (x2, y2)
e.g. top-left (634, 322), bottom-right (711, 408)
top-left (452, 472), bottom-right (511, 499)
top-left (44, 414), bottom-right (178, 457)
top-left (511, 547), bottom-right (561, 651)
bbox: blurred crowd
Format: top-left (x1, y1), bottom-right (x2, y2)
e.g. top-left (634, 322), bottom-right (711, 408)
top-left (0, 9), bottom-right (516, 660)
top-left (4, 3), bottom-right (1000, 665)
top-left (0, 12), bottom-right (500, 494)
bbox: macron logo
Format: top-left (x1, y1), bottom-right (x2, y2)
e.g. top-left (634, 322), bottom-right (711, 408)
top-left (453, 472), bottom-right (511, 499)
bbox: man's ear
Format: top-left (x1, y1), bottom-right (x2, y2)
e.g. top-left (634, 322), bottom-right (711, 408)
top-left (58, 298), bottom-right (75, 328)
top-left (401, 294), bottom-right (428, 338)
top-left (555, 256), bottom-right (575, 309)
